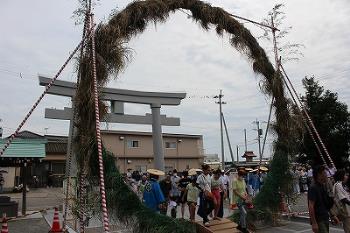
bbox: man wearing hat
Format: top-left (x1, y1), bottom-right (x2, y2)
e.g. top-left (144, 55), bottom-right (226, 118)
top-left (143, 169), bottom-right (165, 212)
top-left (197, 164), bottom-right (214, 226)
top-left (250, 168), bottom-right (261, 197)
top-left (159, 172), bottom-right (172, 215)
top-left (259, 167), bottom-right (268, 188)
top-left (233, 170), bottom-right (250, 233)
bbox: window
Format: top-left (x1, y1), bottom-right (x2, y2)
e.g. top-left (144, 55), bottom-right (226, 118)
top-left (135, 165), bottom-right (147, 173)
top-left (165, 166), bottom-right (174, 173)
top-left (165, 142), bottom-right (177, 149)
top-left (52, 162), bottom-right (65, 175)
top-left (127, 140), bottom-right (140, 148)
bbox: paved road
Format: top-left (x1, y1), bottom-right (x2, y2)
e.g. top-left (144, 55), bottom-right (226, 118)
top-left (7, 218), bottom-right (50, 233)
top-left (1, 188), bottom-right (321, 233)
top-left (257, 220), bottom-right (343, 233)
top-left (288, 193), bottom-right (309, 216)
top-left (4, 187), bottom-right (63, 211)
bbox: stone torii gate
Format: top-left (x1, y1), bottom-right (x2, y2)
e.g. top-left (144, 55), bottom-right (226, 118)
top-left (39, 76), bottom-right (186, 172)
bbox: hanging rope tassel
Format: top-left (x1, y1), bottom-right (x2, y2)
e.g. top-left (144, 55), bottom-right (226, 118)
top-left (90, 13), bottom-right (110, 233)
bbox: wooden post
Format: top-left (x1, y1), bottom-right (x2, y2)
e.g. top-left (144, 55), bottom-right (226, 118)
top-left (22, 162), bottom-right (27, 216)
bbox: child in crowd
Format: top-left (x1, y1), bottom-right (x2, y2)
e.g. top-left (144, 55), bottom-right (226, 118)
top-left (183, 176), bottom-right (199, 222)
top-left (211, 169), bottom-right (226, 219)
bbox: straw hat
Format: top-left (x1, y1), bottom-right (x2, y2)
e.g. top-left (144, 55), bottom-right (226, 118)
top-left (188, 168), bottom-right (202, 176)
top-left (259, 166), bottom-right (269, 172)
top-left (147, 169), bottom-right (165, 176)
top-left (250, 169), bottom-right (259, 173)
top-left (245, 168), bottom-right (253, 172)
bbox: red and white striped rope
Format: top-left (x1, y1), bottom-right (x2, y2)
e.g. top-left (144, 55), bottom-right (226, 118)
top-left (303, 118), bottom-right (327, 166)
top-left (90, 14), bottom-right (110, 233)
top-left (301, 109), bottom-right (334, 166)
top-left (0, 30), bottom-right (92, 157)
top-left (280, 64), bottom-right (335, 167)
top-left (79, 172), bottom-right (87, 233)
top-left (278, 61), bottom-right (328, 166)
top-left (63, 12), bottom-right (91, 232)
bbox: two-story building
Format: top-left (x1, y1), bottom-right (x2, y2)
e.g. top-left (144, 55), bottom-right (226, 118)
top-left (101, 130), bottom-right (204, 173)
top-left (1, 130), bottom-right (205, 188)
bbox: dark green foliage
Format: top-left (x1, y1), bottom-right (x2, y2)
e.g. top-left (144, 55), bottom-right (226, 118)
top-left (298, 76), bottom-right (350, 167)
top-left (88, 148), bottom-right (196, 233)
top-left (254, 147), bottom-right (292, 211)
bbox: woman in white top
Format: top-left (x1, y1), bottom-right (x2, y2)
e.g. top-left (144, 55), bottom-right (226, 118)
top-left (333, 169), bottom-right (350, 233)
top-left (196, 164), bottom-right (214, 226)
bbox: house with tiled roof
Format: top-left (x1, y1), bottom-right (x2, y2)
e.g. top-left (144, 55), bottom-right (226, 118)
top-left (0, 131), bottom-right (47, 189)
top-left (242, 151), bottom-right (257, 162)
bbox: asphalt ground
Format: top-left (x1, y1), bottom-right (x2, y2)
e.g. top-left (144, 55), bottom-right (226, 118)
top-left (6, 218), bottom-right (50, 233)
top-left (257, 220), bottom-right (343, 233)
top-left (0, 188), bottom-right (333, 233)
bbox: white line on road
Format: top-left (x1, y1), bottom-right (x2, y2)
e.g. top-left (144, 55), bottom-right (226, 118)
top-left (274, 227), bottom-right (297, 232)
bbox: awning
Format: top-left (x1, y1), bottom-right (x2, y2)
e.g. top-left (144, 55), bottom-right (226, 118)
top-left (0, 139), bottom-right (47, 158)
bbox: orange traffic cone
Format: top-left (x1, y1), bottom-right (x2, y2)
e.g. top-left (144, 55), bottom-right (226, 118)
top-left (1, 214), bottom-right (9, 233)
top-left (49, 207), bottom-right (62, 233)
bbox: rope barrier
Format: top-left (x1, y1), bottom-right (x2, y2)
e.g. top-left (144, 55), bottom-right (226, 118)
top-left (90, 13), bottom-right (110, 233)
top-left (0, 29), bottom-right (93, 157)
top-left (280, 64), bottom-right (335, 167)
top-left (281, 211), bottom-right (309, 217)
top-left (79, 172), bottom-right (87, 233)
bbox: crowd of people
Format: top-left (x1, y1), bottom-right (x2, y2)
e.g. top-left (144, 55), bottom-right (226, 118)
top-left (291, 164), bottom-right (336, 195)
top-left (105, 163), bottom-right (350, 233)
top-left (307, 165), bottom-right (350, 233)
top-left (122, 164), bottom-right (269, 233)
top-left (123, 166), bottom-right (229, 222)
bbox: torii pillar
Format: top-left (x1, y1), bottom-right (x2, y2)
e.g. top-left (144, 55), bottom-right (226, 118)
top-left (151, 103), bottom-right (164, 170)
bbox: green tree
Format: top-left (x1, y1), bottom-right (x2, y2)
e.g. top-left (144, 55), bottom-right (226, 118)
top-left (299, 76), bottom-right (350, 167)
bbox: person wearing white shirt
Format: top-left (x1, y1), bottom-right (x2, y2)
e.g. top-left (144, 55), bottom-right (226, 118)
top-left (217, 171), bottom-right (228, 218)
top-left (307, 166), bottom-right (314, 189)
top-left (196, 164), bottom-right (213, 226)
top-left (170, 169), bottom-right (180, 218)
top-left (333, 170), bottom-right (350, 232)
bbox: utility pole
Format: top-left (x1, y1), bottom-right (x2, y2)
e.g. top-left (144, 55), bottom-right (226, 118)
top-left (221, 112), bottom-right (234, 164)
top-left (244, 129), bottom-right (248, 152)
top-left (22, 162), bottom-right (27, 215)
top-left (214, 90), bottom-right (226, 170)
top-left (253, 119), bottom-right (263, 163)
top-left (236, 145), bottom-right (239, 164)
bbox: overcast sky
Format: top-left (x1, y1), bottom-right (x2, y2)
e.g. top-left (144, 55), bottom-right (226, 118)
top-left (0, 0), bottom-right (349, 162)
